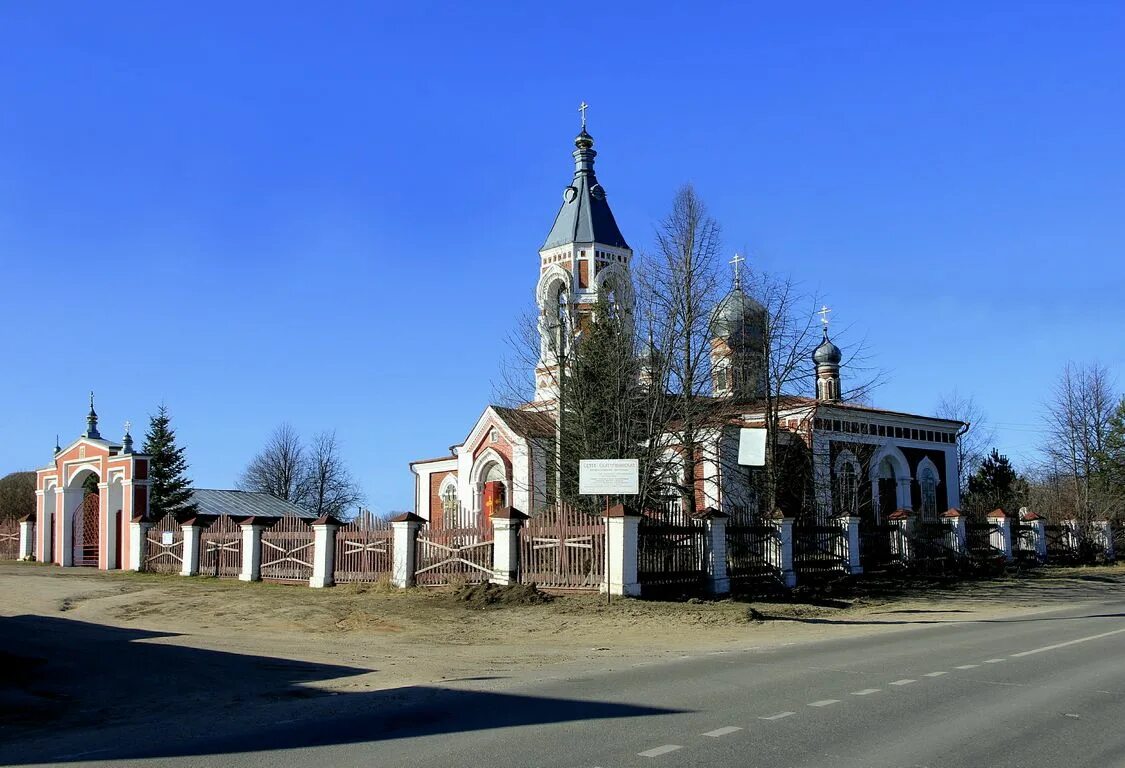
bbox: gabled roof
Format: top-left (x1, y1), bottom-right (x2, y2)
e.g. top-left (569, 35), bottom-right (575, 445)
top-left (541, 129), bottom-right (629, 251)
top-left (492, 406), bottom-right (556, 439)
top-left (191, 489), bottom-right (316, 519)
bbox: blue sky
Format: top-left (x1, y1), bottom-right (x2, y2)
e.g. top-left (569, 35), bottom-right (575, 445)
top-left (2, 2), bottom-right (1122, 513)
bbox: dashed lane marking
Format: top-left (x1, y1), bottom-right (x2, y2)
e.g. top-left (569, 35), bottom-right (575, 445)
top-left (759, 711), bottom-right (796, 720)
top-left (955, 664), bottom-right (980, 670)
top-left (808, 699), bottom-right (840, 707)
top-left (984, 658), bottom-right (1006, 664)
top-left (889, 679), bottom-right (916, 686)
top-left (851, 688), bottom-right (881, 696)
top-left (1011, 628), bottom-right (1125, 658)
top-left (703, 726), bottom-right (743, 737)
top-left (923, 671), bottom-right (948, 677)
top-left (639, 745), bottom-right (683, 757)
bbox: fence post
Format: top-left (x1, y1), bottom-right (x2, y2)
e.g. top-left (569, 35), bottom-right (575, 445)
top-left (1021, 511), bottom-right (1048, 562)
top-left (239, 518), bottom-right (266, 582)
top-left (1094, 520), bottom-right (1115, 562)
top-left (18, 514), bottom-right (35, 559)
top-left (128, 515), bottom-right (152, 572)
top-left (988, 509), bottom-right (1013, 561)
top-left (180, 518), bottom-right (203, 576)
top-left (836, 515), bottom-right (863, 575)
top-left (490, 506), bottom-right (528, 586)
top-left (767, 514), bottom-right (797, 588)
top-left (698, 508), bottom-right (730, 596)
top-left (310, 515), bottom-right (341, 588)
top-left (391, 512), bottom-right (425, 588)
top-left (942, 508), bottom-right (967, 555)
top-left (888, 509), bottom-right (914, 562)
top-left (603, 503), bottom-right (641, 597)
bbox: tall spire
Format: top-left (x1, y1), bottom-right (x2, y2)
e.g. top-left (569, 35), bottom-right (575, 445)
top-left (84, 391), bottom-right (101, 440)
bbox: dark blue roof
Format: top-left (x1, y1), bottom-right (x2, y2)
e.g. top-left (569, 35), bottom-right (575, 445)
top-left (542, 129), bottom-right (629, 250)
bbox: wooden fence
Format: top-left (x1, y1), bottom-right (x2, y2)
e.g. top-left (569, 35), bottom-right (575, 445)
top-left (414, 522), bottom-right (493, 586)
top-left (637, 503), bottom-right (706, 592)
top-left (519, 504), bottom-right (605, 590)
top-left (143, 514), bottom-right (184, 574)
top-left (200, 515), bottom-right (242, 578)
top-left (334, 517), bottom-right (393, 583)
top-left (0, 520), bottom-right (19, 559)
top-left (260, 516), bottom-right (314, 582)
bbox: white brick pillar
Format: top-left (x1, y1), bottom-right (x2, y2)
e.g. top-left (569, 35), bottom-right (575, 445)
top-left (391, 513), bottom-right (425, 588)
top-left (239, 520), bottom-right (266, 582)
top-left (1063, 519), bottom-right (1080, 554)
top-left (18, 517), bottom-right (35, 559)
top-left (490, 507), bottom-right (528, 586)
top-left (180, 520), bottom-right (203, 576)
top-left (128, 517), bottom-right (151, 572)
top-left (988, 510), bottom-right (1013, 561)
top-left (699, 509), bottom-right (730, 596)
top-left (888, 510), bottom-right (914, 561)
top-left (1022, 513), bottom-right (1048, 562)
top-left (837, 515), bottom-right (863, 575)
top-left (767, 515), bottom-right (797, 588)
top-left (942, 509), bottom-right (967, 555)
top-left (603, 504), bottom-right (640, 597)
top-left (1094, 520), bottom-right (1115, 562)
top-left (309, 516), bottom-right (340, 588)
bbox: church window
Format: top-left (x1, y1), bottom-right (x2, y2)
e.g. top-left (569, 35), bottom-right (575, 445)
top-left (440, 480), bottom-right (459, 523)
top-left (490, 429), bottom-right (499, 443)
top-left (920, 467), bottom-right (937, 519)
top-left (839, 462), bottom-right (858, 516)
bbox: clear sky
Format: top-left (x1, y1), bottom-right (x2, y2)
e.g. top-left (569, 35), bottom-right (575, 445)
top-left (2, 2), bottom-right (1122, 513)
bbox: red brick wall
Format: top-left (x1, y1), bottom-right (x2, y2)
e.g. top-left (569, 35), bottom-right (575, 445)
top-left (429, 473), bottom-right (450, 528)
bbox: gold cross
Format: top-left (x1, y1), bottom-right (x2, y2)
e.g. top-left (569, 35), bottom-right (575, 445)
top-left (578, 101), bottom-right (589, 128)
top-left (818, 305), bottom-right (832, 327)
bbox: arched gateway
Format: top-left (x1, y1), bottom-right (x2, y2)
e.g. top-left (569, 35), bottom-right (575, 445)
top-left (35, 395), bottom-right (150, 570)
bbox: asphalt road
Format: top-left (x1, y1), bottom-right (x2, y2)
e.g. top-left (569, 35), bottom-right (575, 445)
top-left (7, 596), bottom-right (1125, 768)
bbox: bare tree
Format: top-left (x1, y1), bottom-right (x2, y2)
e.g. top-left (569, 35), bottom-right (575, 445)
top-left (238, 423), bottom-right (310, 505)
top-left (305, 430), bottom-right (364, 520)
top-left (935, 389), bottom-right (994, 498)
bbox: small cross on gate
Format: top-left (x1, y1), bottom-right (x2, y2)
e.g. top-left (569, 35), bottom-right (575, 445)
top-left (818, 305), bottom-right (832, 328)
top-left (578, 101), bottom-right (589, 128)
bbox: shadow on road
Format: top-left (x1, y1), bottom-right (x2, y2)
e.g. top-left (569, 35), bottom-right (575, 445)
top-left (0, 614), bottom-right (684, 765)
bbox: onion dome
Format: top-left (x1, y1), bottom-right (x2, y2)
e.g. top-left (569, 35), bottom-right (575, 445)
top-left (812, 328), bottom-right (842, 365)
top-left (710, 285), bottom-right (766, 339)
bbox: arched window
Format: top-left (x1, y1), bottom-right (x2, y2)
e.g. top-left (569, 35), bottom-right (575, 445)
top-left (839, 461), bottom-right (858, 516)
top-left (440, 477), bottom-right (459, 526)
top-left (920, 466), bottom-right (938, 519)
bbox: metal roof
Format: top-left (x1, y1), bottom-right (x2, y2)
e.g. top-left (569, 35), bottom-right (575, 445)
top-left (191, 488), bottom-right (316, 519)
top-left (542, 129), bottom-right (629, 250)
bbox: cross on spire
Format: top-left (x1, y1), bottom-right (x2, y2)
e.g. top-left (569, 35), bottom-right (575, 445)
top-left (729, 252), bottom-right (746, 288)
top-left (818, 305), bottom-right (832, 329)
top-left (578, 101), bottom-right (589, 128)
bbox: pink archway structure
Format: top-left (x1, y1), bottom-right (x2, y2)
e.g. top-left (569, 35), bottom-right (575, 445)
top-left (35, 396), bottom-right (150, 570)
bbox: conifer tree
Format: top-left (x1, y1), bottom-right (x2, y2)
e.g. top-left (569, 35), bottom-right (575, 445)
top-left (143, 405), bottom-right (199, 521)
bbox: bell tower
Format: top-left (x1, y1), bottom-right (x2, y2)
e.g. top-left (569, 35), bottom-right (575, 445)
top-left (533, 106), bottom-right (633, 403)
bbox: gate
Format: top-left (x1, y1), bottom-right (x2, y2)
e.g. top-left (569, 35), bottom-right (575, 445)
top-left (143, 514), bottom-right (184, 573)
top-left (73, 494), bottom-right (100, 566)
top-left (334, 517), bottom-right (393, 583)
top-left (519, 503), bottom-right (605, 590)
top-left (909, 521), bottom-right (962, 571)
top-left (414, 521), bottom-right (493, 586)
top-left (966, 521), bottom-right (1004, 560)
top-left (0, 520), bottom-right (19, 559)
top-left (260, 516), bottom-right (315, 582)
top-left (860, 522), bottom-right (896, 568)
top-left (200, 515), bottom-right (242, 577)
top-left (637, 503), bottom-right (707, 592)
top-left (793, 521), bottom-right (847, 578)
top-left (725, 510), bottom-right (780, 589)
top-left (1012, 522), bottom-right (1040, 562)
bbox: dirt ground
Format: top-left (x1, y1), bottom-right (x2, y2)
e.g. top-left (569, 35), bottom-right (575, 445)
top-left (5, 561), bottom-right (1125, 694)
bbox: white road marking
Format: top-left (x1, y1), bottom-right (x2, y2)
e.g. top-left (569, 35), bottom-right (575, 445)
top-left (760, 711), bottom-right (796, 720)
top-left (851, 688), bottom-right (881, 696)
top-left (639, 745), bottom-right (683, 757)
top-left (889, 679), bottom-right (916, 686)
top-left (704, 726), bottom-right (743, 737)
top-left (955, 664), bottom-right (980, 669)
top-left (984, 658), bottom-right (1006, 664)
top-left (1011, 627), bottom-right (1125, 658)
top-left (923, 671), bottom-right (948, 677)
top-left (808, 699), bottom-right (840, 707)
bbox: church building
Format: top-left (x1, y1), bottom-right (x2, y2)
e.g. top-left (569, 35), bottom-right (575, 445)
top-left (410, 118), bottom-right (963, 530)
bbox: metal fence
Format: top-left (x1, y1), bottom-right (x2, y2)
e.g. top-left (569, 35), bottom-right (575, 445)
top-left (260, 516), bottom-right (315, 582)
top-left (143, 514), bottom-right (184, 574)
top-left (414, 522), bottom-right (493, 586)
top-left (966, 521), bottom-right (1004, 560)
top-left (637, 503), bottom-right (707, 591)
top-left (519, 503), bottom-right (605, 590)
top-left (334, 517), bottom-right (393, 583)
top-left (793, 522), bottom-right (847, 578)
top-left (0, 520), bottom-right (19, 560)
top-left (860, 523), bottom-right (897, 569)
top-left (1044, 524), bottom-right (1080, 564)
top-left (725, 510), bottom-right (780, 588)
top-left (200, 515), bottom-right (242, 578)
